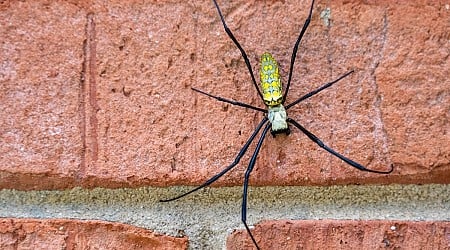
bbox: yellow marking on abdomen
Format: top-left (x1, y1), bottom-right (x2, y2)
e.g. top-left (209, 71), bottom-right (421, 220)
top-left (260, 52), bottom-right (283, 106)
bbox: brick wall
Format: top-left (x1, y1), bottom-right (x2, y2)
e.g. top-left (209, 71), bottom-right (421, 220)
top-left (1, 0), bottom-right (449, 249)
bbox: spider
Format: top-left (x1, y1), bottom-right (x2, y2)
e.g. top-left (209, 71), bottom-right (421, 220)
top-left (161, 0), bottom-right (393, 249)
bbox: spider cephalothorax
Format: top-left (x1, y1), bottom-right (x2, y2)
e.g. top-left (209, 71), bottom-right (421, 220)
top-left (161, 0), bottom-right (393, 249)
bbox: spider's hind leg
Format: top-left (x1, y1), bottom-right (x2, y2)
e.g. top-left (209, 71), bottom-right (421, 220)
top-left (159, 117), bottom-right (269, 202)
top-left (287, 118), bottom-right (394, 174)
top-left (241, 123), bottom-right (271, 250)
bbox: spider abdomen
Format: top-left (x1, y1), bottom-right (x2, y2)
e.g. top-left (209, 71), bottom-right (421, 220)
top-left (260, 52), bottom-right (283, 106)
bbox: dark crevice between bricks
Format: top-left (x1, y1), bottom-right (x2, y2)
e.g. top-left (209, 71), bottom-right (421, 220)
top-left (87, 13), bottom-right (99, 164)
top-left (78, 21), bottom-right (88, 183)
top-left (78, 12), bottom-right (99, 183)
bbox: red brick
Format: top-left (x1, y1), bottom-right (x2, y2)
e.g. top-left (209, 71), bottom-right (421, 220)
top-left (0, 1), bottom-right (448, 190)
top-left (85, 0), bottom-right (200, 188)
top-left (87, 0), bottom-right (449, 187)
top-left (227, 220), bottom-right (450, 250)
top-left (0, 1), bottom-right (86, 189)
top-left (375, 2), bottom-right (450, 181)
top-left (0, 218), bottom-right (187, 250)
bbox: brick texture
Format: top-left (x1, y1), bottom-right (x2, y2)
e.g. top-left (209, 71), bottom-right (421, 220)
top-left (0, 218), bottom-right (187, 249)
top-left (0, 1), bottom-right (85, 189)
top-left (0, 1), bottom-right (449, 249)
top-left (227, 220), bottom-right (450, 250)
top-left (1, 1), bottom-right (449, 189)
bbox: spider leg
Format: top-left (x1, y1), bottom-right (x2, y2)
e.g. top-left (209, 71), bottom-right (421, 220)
top-left (192, 87), bottom-right (266, 113)
top-left (287, 118), bottom-right (394, 174)
top-left (160, 117), bottom-right (269, 202)
top-left (211, 0), bottom-right (264, 101)
top-left (283, 0), bottom-right (315, 103)
top-left (241, 123), bottom-right (271, 250)
top-left (285, 70), bottom-right (354, 110)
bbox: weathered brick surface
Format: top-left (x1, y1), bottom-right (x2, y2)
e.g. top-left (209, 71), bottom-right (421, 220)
top-left (0, 1), bottom-right (449, 189)
top-left (0, 218), bottom-right (187, 249)
top-left (86, 0), bottom-right (200, 188)
top-left (227, 220), bottom-right (450, 250)
top-left (0, 1), bottom-right (86, 189)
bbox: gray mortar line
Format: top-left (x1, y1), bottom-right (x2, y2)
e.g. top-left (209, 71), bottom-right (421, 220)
top-left (0, 184), bottom-right (449, 249)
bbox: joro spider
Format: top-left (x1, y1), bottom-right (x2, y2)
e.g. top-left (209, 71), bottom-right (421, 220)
top-left (161, 0), bottom-right (393, 249)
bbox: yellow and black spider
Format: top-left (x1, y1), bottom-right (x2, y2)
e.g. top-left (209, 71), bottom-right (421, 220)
top-left (161, 0), bottom-right (393, 249)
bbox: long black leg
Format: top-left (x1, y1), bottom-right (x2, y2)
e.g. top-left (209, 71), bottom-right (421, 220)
top-left (285, 70), bottom-right (354, 110)
top-left (160, 117), bottom-right (269, 202)
top-left (211, 0), bottom-right (264, 101)
top-left (287, 118), bottom-right (393, 174)
top-left (192, 87), bottom-right (266, 113)
top-left (241, 123), bottom-right (271, 250)
top-left (283, 0), bottom-right (315, 103)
